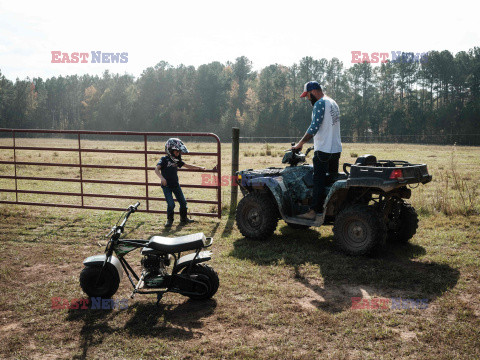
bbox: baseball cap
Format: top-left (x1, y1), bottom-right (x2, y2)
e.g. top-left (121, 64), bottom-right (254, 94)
top-left (300, 81), bottom-right (323, 98)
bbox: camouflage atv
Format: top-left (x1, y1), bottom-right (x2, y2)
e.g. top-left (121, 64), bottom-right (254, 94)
top-left (235, 146), bottom-right (432, 255)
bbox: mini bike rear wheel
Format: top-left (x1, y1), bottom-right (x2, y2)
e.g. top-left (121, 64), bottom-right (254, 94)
top-left (181, 264), bottom-right (219, 300)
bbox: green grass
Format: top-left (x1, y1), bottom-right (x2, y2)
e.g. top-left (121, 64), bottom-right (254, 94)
top-left (0, 139), bottom-right (479, 359)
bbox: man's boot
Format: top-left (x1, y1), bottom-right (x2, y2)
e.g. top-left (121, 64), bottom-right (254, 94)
top-left (165, 214), bottom-right (174, 228)
top-left (180, 208), bottom-right (194, 224)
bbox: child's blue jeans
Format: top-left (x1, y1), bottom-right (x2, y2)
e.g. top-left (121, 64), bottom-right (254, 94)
top-left (162, 185), bottom-right (188, 219)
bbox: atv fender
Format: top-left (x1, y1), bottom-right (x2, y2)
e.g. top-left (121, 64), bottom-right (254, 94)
top-left (83, 254), bottom-right (123, 281)
top-left (248, 176), bottom-right (289, 216)
top-left (324, 180), bottom-right (349, 215)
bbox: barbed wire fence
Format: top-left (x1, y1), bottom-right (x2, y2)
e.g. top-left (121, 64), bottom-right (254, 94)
top-left (237, 134), bottom-right (480, 146)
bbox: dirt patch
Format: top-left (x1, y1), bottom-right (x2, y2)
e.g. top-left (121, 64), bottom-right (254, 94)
top-left (400, 331), bottom-right (418, 341)
top-left (298, 287), bottom-right (326, 311)
top-left (391, 328), bottom-right (419, 342)
top-left (20, 263), bottom-right (73, 283)
top-left (0, 322), bottom-right (20, 332)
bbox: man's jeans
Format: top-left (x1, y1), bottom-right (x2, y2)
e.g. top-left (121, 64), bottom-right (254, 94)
top-left (162, 185), bottom-right (188, 219)
top-left (311, 151), bottom-right (341, 212)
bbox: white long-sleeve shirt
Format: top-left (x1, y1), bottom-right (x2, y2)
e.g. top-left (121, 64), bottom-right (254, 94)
top-left (306, 95), bottom-right (342, 153)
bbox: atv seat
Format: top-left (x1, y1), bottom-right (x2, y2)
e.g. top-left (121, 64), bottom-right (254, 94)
top-left (147, 233), bottom-right (206, 253)
top-left (326, 172), bottom-right (348, 186)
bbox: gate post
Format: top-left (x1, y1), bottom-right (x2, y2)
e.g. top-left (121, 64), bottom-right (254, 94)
top-left (229, 127), bottom-right (239, 217)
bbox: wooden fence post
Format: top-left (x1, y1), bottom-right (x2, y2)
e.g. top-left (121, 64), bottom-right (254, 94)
top-left (230, 127), bottom-right (240, 217)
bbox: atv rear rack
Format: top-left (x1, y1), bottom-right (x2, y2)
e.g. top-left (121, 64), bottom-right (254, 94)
top-left (344, 160), bottom-right (432, 192)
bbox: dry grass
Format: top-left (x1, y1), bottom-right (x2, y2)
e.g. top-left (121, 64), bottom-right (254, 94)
top-left (0, 138), bottom-right (479, 359)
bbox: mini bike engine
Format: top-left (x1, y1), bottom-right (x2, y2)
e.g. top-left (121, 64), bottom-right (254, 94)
top-left (141, 254), bottom-right (171, 288)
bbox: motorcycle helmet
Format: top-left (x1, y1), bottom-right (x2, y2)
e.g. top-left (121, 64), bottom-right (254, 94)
top-left (165, 138), bottom-right (188, 163)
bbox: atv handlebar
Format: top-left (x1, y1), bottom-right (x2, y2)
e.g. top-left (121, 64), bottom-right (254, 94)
top-left (284, 143), bottom-right (314, 167)
top-left (304, 147), bottom-right (314, 156)
top-left (290, 142), bottom-right (300, 154)
top-left (289, 142), bottom-right (314, 156)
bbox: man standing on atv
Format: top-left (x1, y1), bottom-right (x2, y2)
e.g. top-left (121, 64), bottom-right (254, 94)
top-left (292, 81), bottom-right (342, 219)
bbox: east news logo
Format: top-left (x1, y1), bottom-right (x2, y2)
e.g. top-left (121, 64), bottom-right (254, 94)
top-left (51, 51), bottom-right (128, 63)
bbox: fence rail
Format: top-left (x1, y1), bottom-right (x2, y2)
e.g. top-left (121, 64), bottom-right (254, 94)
top-left (0, 128), bottom-right (222, 218)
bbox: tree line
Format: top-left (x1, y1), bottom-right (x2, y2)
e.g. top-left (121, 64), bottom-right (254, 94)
top-left (1, 48), bottom-right (479, 144)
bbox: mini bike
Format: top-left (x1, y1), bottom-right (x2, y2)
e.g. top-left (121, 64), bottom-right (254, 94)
top-left (80, 202), bottom-right (219, 305)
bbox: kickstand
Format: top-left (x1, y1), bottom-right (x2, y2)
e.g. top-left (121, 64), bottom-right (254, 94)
top-left (156, 293), bottom-right (164, 307)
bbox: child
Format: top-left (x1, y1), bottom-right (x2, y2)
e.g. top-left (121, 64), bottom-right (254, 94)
top-left (154, 138), bottom-right (206, 227)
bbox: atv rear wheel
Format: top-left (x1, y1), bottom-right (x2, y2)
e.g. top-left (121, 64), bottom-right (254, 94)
top-left (236, 192), bottom-right (279, 240)
top-left (333, 205), bottom-right (386, 255)
top-left (387, 201), bottom-right (418, 244)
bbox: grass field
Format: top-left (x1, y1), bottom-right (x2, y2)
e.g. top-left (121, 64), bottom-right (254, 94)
top-left (0, 139), bottom-right (479, 359)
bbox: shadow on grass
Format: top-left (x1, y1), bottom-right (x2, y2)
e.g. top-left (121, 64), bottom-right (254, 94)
top-left (124, 299), bottom-right (217, 336)
top-left (229, 224), bottom-right (459, 314)
top-left (66, 299), bottom-right (217, 359)
top-left (149, 218), bottom-right (221, 238)
top-left (221, 212), bottom-right (236, 238)
top-left (123, 221), bottom-right (145, 237)
top-left (21, 216), bottom-right (86, 244)
top-left (66, 307), bottom-right (115, 360)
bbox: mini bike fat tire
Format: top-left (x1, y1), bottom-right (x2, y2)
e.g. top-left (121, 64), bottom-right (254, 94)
top-left (80, 266), bottom-right (120, 299)
top-left (181, 264), bottom-right (219, 300)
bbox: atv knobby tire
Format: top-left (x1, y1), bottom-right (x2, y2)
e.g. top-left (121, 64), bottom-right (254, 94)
top-left (236, 192), bottom-right (278, 240)
top-left (388, 201), bottom-right (418, 244)
top-left (333, 204), bottom-right (387, 255)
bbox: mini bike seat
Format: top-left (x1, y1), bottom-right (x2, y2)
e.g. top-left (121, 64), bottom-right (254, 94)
top-left (147, 233), bottom-right (207, 253)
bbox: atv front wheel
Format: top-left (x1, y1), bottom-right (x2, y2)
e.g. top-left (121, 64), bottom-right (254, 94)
top-left (236, 192), bottom-right (279, 240)
top-left (387, 201), bottom-right (418, 244)
top-left (333, 205), bottom-right (386, 255)
top-left (80, 265), bottom-right (120, 299)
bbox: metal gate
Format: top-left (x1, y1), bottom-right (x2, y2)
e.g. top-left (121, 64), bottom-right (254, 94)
top-left (0, 129), bottom-right (222, 218)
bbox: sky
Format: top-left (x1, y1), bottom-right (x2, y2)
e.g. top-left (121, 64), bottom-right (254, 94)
top-left (0, 0), bottom-right (479, 81)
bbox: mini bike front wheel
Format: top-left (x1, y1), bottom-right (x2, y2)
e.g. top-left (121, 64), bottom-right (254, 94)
top-left (80, 266), bottom-right (120, 299)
